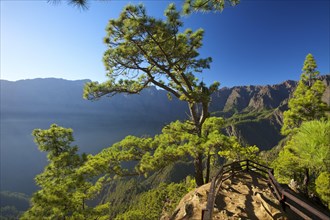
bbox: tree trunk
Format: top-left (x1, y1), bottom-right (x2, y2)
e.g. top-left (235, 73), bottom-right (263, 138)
top-left (205, 151), bottom-right (211, 183)
top-left (194, 153), bottom-right (204, 186)
top-left (303, 168), bottom-right (309, 194)
top-left (188, 100), bottom-right (210, 186)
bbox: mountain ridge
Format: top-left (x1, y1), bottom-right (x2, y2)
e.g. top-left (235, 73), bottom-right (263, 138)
top-left (1, 75), bottom-right (329, 195)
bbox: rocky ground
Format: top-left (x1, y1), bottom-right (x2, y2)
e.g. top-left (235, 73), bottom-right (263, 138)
top-left (167, 171), bottom-right (297, 220)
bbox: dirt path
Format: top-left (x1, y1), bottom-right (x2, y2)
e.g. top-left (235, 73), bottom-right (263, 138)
top-left (213, 171), bottom-right (286, 219)
top-left (169, 171), bottom-right (294, 220)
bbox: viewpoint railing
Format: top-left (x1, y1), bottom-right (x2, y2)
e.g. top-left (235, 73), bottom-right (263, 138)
top-left (201, 159), bottom-right (330, 220)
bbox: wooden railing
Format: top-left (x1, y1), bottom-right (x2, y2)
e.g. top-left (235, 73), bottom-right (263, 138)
top-left (201, 159), bottom-right (330, 220)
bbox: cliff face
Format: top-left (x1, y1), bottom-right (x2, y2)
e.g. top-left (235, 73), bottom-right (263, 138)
top-left (211, 75), bottom-right (329, 113)
top-left (210, 80), bottom-right (297, 113)
top-left (210, 75), bottom-right (330, 150)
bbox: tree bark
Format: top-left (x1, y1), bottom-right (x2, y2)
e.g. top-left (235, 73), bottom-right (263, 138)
top-left (303, 167), bottom-right (309, 194)
top-left (188, 97), bottom-right (210, 186)
top-left (205, 151), bottom-right (211, 183)
top-left (194, 153), bottom-right (204, 186)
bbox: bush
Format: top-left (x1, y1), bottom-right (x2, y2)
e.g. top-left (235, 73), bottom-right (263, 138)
top-left (315, 172), bottom-right (330, 208)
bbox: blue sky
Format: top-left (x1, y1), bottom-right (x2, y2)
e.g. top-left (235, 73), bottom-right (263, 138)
top-left (1, 0), bottom-right (329, 87)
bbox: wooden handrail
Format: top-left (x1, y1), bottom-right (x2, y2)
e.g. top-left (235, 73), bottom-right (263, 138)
top-left (267, 170), bottom-right (329, 220)
top-left (202, 159), bottom-right (330, 220)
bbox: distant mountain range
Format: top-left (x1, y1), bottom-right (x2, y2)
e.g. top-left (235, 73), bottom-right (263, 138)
top-left (1, 75), bottom-right (329, 195)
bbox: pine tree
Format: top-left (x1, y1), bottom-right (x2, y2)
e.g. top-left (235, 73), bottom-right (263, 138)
top-left (315, 172), bottom-right (330, 208)
top-left (273, 120), bottom-right (330, 196)
top-left (281, 54), bottom-right (327, 135)
top-left (21, 124), bottom-right (109, 219)
top-left (83, 4), bottom-right (220, 185)
top-left (301, 53), bottom-right (320, 86)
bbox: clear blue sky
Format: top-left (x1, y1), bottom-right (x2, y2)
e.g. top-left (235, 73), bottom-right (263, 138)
top-left (1, 0), bottom-right (329, 87)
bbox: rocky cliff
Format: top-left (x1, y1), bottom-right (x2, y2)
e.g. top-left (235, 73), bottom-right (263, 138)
top-left (210, 75), bottom-right (330, 150)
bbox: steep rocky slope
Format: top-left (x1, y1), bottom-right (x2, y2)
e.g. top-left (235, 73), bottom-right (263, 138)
top-left (210, 80), bottom-right (297, 113)
top-left (211, 75), bottom-right (330, 150)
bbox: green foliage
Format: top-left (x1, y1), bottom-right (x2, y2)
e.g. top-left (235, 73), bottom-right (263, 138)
top-left (272, 146), bottom-right (303, 183)
top-left (183, 0), bottom-right (239, 14)
top-left (83, 4), bottom-right (218, 103)
top-left (80, 117), bottom-right (224, 177)
top-left (98, 161), bottom-right (194, 219)
top-left (115, 178), bottom-right (195, 220)
top-left (301, 53), bottom-right (320, 85)
top-left (224, 109), bottom-right (273, 125)
top-left (79, 116), bottom-right (258, 191)
top-left (273, 120), bottom-right (330, 194)
top-left (288, 120), bottom-right (330, 173)
top-left (275, 54), bottom-right (329, 206)
top-left (79, 135), bottom-right (155, 180)
top-left (218, 136), bottom-right (259, 162)
top-left (82, 4), bottom-right (222, 185)
top-left (259, 137), bottom-right (289, 166)
top-left (77, 116), bottom-right (245, 188)
top-left (281, 54), bottom-right (327, 135)
top-left (103, 178), bottom-right (145, 219)
top-left (315, 172), bottom-right (330, 208)
top-left (22, 124), bottom-right (110, 220)
top-left (139, 117), bottom-right (228, 174)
